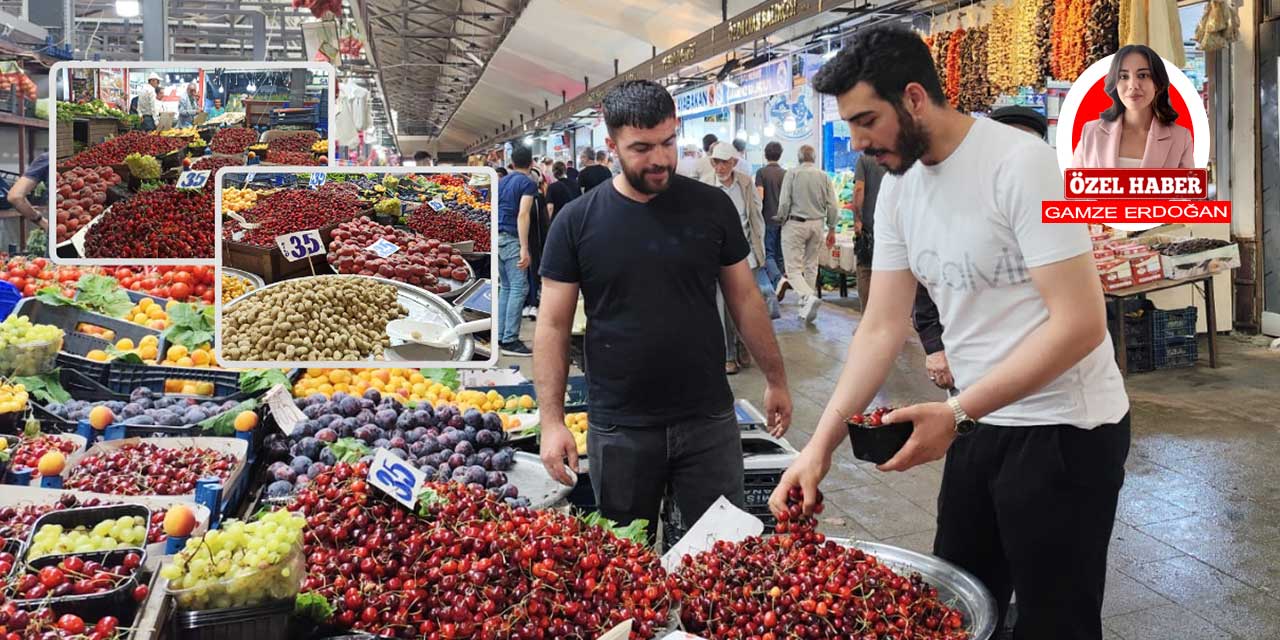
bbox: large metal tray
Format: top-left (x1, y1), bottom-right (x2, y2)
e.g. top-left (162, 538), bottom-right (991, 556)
top-left (222, 274), bottom-right (475, 362)
top-left (831, 538), bottom-right (998, 640)
top-left (509, 451), bottom-right (573, 509)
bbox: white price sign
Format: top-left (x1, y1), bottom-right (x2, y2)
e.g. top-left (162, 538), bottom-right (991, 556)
top-left (368, 449), bottom-right (426, 509)
top-left (244, 172), bottom-right (256, 184)
top-left (309, 172), bottom-right (327, 188)
top-left (264, 384), bottom-right (306, 435)
top-left (366, 238), bottom-right (400, 257)
top-left (427, 198), bottom-right (445, 212)
top-left (275, 229), bottom-right (326, 262)
top-left (176, 170), bottom-right (211, 190)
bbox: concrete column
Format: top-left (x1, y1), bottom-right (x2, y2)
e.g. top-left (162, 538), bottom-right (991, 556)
top-left (252, 13), bottom-right (267, 61)
top-left (142, 0), bottom-right (168, 60)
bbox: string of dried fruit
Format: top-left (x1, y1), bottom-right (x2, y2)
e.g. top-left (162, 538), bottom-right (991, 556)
top-left (946, 28), bottom-right (966, 105)
top-left (1010, 0), bottom-right (1042, 88)
top-left (1118, 0), bottom-right (1131, 47)
top-left (987, 3), bottom-right (1016, 95)
top-left (1050, 0), bottom-right (1072, 80)
top-left (957, 26), bottom-right (993, 113)
top-left (1066, 0), bottom-right (1093, 79)
top-left (933, 30), bottom-right (951, 94)
top-left (1084, 0), bottom-right (1120, 71)
top-left (1034, 0), bottom-right (1057, 86)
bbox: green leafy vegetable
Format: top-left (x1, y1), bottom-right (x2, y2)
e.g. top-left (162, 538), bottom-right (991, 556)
top-left (198, 398), bottom-right (258, 436)
top-left (239, 369), bottom-right (292, 395)
top-left (12, 372), bottom-right (72, 405)
top-left (163, 303), bottom-right (215, 350)
top-left (420, 368), bottom-right (459, 391)
top-left (294, 592), bottom-right (335, 622)
top-left (75, 274), bottom-right (134, 318)
top-left (329, 438), bottom-right (369, 464)
top-left (104, 347), bottom-right (144, 365)
top-left (577, 512), bottom-right (649, 546)
top-left (35, 286), bottom-right (85, 310)
top-left (415, 488), bottom-right (447, 517)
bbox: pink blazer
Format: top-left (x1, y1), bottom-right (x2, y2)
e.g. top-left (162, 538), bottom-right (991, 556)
top-left (1072, 118), bottom-right (1194, 168)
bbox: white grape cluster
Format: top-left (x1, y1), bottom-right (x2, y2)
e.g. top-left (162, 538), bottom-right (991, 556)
top-left (0, 315), bottom-right (63, 348)
top-left (29, 516), bottom-right (148, 559)
top-left (162, 510), bottom-right (305, 611)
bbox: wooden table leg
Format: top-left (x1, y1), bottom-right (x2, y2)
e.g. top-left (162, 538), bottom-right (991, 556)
top-left (1111, 297), bottom-right (1128, 374)
top-left (1204, 278), bottom-right (1218, 367)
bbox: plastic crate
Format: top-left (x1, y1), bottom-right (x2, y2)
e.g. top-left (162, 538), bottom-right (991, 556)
top-left (23, 504), bottom-right (152, 561)
top-left (662, 499), bottom-right (776, 550)
top-left (483, 375), bottom-right (588, 413)
top-left (13, 298), bottom-right (164, 352)
top-left (172, 596), bottom-right (293, 640)
top-left (1126, 343), bottom-right (1155, 373)
top-left (1152, 306), bottom-right (1197, 343)
top-left (1154, 336), bottom-right (1198, 370)
top-left (1121, 299), bottom-right (1154, 347)
top-left (56, 350), bottom-right (112, 389)
top-left (13, 548), bottom-right (145, 621)
top-left (105, 361), bottom-right (242, 400)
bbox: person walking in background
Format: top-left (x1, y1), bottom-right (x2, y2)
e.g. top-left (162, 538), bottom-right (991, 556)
top-left (524, 166), bottom-right (552, 320)
top-left (413, 150), bottom-right (434, 166)
top-left (138, 74), bottom-right (161, 131)
top-left (3, 152), bottom-right (50, 251)
top-left (676, 144), bottom-right (701, 178)
top-left (177, 83), bottom-right (201, 128)
top-left (577, 148), bottom-right (613, 193)
top-left (853, 150), bottom-right (886, 311)
top-left (756, 141), bottom-right (787, 290)
top-left (495, 146), bottom-right (537, 357)
top-left (547, 161), bottom-right (580, 217)
top-left (776, 144), bottom-right (839, 323)
top-left (703, 142), bottom-right (769, 374)
top-left (693, 134), bottom-right (719, 183)
top-left (534, 80), bottom-right (791, 540)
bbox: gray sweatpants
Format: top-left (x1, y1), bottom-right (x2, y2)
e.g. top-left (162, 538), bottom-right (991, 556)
top-left (588, 409), bottom-right (745, 543)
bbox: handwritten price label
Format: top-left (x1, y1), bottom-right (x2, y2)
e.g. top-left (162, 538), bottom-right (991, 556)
top-left (366, 238), bottom-right (400, 257)
top-left (369, 449), bottom-right (425, 509)
top-left (275, 229), bottom-right (325, 262)
top-left (309, 172), bottom-right (327, 188)
top-left (176, 170), bottom-right (211, 190)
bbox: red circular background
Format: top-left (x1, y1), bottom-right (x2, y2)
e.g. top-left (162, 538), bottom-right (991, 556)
top-left (1069, 75), bottom-right (1197, 152)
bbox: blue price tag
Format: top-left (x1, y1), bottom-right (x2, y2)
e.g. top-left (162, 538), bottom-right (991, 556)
top-left (369, 448), bottom-right (426, 509)
top-left (177, 170), bottom-right (211, 190)
top-left (310, 172), bottom-right (327, 188)
top-left (427, 199), bottom-right (445, 212)
top-left (366, 238), bottom-right (400, 258)
top-left (274, 229), bottom-right (326, 262)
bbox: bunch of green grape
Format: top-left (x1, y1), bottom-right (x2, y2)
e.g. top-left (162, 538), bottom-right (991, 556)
top-left (29, 516), bottom-right (149, 558)
top-left (0, 316), bottom-right (63, 348)
top-left (124, 152), bottom-right (162, 180)
top-left (161, 510), bottom-right (306, 611)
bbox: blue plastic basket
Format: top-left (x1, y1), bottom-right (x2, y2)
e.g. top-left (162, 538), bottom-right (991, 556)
top-left (1154, 336), bottom-right (1198, 370)
top-left (0, 281), bottom-right (21, 319)
top-left (1153, 307), bottom-right (1197, 343)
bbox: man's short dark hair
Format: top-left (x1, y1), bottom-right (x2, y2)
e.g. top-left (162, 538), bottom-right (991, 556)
top-left (702, 133), bottom-right (718, 152)
top-left (602, 80), bottom-right (676, 137)
top-left (764, 141), bottom-right (783, 161)
top-left (552, 161), bottom-right (566, 178)
top-left (812, 26), bottom-right (946, 107)
top-left (732, 139), bottom-right (746, 154)
top-left (413, 151), bottom-right (432, 163)
top-left (495, 166), bottom-right (508, 177)
top-left (511, 145), bottom-right (533, 169)
top-left (595, 150), bottom-right (608, 162)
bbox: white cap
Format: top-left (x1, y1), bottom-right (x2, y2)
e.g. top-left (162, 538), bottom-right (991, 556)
top-left (709, 142), bottom-right (738, 161)
top-left (147, 73), bottom-right (162, 83)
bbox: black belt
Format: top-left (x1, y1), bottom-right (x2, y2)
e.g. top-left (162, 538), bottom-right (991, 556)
top-left (788, 216), bottom-right (817, 224)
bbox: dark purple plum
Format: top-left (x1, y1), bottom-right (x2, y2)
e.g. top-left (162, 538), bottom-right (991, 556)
top-left (447, 453), bottom-right (466, 468)
top-left (455, 440), bottom-right (474, 456)
top-left (363, 389), bottom-right (382, 404)
top-left (315, 428), bottom-right (338, 443)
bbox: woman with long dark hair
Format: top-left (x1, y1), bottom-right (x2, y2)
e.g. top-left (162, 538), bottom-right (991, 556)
top-left (1072, 44), bottom-right (1193, 168)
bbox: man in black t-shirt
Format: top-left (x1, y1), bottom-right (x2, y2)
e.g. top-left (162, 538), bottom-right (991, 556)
top-left (535, 81), bottom-right (793, 536)
top-left (577, 148), bottom-right (612, 193)
top-left (546, 161), bottom-right (579, 216)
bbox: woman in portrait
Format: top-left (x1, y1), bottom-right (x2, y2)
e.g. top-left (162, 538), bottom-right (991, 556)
top-left (1073, 44), bottom-right (1193, 168)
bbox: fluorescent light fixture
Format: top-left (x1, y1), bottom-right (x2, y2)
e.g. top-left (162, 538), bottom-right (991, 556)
top-left (722, 78), bottom-right (740, 90)
top-left (823, 49), bottom-right (838, 61)
top-left (403, 160), bottom-right (418, 167)
top-left (665, 84), bottom-right (681, 93)
top-left (763, 124), bottom-right (776, 137)
top-left (735, 129), bottom-right (748, 141)
top-left (465, 51), bottom-right (484, 65)
top-left (748, 133), bottom-right (761, 146)
top-left (246, 82), bottom-right (256, 92)
top-left (116, 0), bottom-right (140, 18)
top-left (522, 135), bottom-right (533, 145)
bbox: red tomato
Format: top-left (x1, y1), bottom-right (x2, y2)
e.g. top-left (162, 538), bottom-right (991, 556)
top-left (11, 277), bottom-right (25, 291)
top-left (9, 265), bottom-right (23, 277)
top-left (169, 283), bottom-right (190, 300)
top-left (191, 265), bottom-right (211, 283)
top-left (115, 267), bottom-right (134, 280)
top-left (24, 264), bottom-right (39, 277)
top-left (139, 278), bottom-right (157, 291)
top-left (192, 283), bottom-right (208, 297)
top-left (171, 271), bottom-right (193, 286)
top-left (22, 284), bottom-right (36, 297)
top-left (32, 258), bottom-right (47, 269)
top-left (155, 286), bottom-right (171, 299)
top-left (156, 266), bottom-right (173, 274)
top-left (38, 270), bottom-right (53, 281)
top-left (120, 277), bottom-right (135, 289)
top-left (201, 289), bottom-right (215, 304)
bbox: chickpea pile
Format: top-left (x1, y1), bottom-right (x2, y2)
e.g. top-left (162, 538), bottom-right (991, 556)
top-left (221, 277), bottom-right (408, 362)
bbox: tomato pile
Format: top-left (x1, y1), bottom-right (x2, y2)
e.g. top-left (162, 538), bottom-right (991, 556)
top-left (65, 442), bottom-right (237, 496)
top-left (227, 188), bottom-right (364, 248)
top-left (83, 186), bottom-right (214, 259)
top-left (54, 167), bottom-right (121, 243)
top-left (61, 132), bottom-right (186, 169)
top-left (673, 488), bottom-right (970, 639)
top-left (326, 218), bottom-right (471, 295)
top-left (110, 265), bottom-right (216, 304)
top-left (406, 209), bottom-right (491, 252)
top-left (209, 127), bottom-right (259, 154)
top-left (289, 465), bottom-right (672, 639)
top-left (0, 257), bottom-right (84, 298)
top-left (265, 150), bottom-right (325, 166)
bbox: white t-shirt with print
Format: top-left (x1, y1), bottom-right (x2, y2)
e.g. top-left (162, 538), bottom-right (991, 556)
top-left (873, 117), bottom-right (1129, 428)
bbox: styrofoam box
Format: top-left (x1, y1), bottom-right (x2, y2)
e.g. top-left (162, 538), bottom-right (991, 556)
top-left (62, 437), bottom-right (248, 501)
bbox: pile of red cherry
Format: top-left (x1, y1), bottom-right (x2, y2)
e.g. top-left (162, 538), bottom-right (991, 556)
top-left (0, 603), bottom-right (124, 640)
top-left (673, 487), bottom-right (969, 639)
top-left (848, 406), bottom-right (899, 427)
top-left (288, 463), bottom-right (672, 639)
top-left (0, 495), bottom-right (169, 545)
top-left (7, 553), bottom-right (143, 602)
top-left (65, 443), bottom-right (236, 496)
top-left (9, 436), bottom-right (79, 479)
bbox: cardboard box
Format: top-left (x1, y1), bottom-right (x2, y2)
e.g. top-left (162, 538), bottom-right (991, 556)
top-left (1130, 253), bottom-right (1164, 285)
top-left (1102, 275), bottom-right (1135, 291)
top-left (1092, 247), bottom-right (1115, 261)
top-left (1097, 258), bottom-right (1133, 291)
top-left (1160, 243), bottom-right (1241, 280)
top-left (1113, 243), bottom-right (1153, 259)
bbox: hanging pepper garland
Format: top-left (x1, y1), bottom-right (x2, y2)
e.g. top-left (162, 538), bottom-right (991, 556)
top-left (945, 28), bottom-right (967, 105)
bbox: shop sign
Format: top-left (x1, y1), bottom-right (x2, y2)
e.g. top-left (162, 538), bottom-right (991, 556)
top-left (721, 58), bottom-right (792, 107)
top-left (727, 0), bottom-right (803, 41)
top-left (675, 84), bottom-right (722, 118)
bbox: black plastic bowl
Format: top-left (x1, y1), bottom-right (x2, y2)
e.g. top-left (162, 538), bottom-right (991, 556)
top-left (847, 419), bottom-right (914, 464)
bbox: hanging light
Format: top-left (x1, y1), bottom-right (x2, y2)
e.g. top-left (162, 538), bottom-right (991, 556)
top-left (246, 82), bottom-right (257, 92)
top-left (735, 129), bottom-right (748, 141)
top-left (116, 0), bottom-right (140, 18)
top-left (822, 49), bottom-right (838, 61)
top-left (763, 123), bottom-right (777, 137)
top-left (522, 135), bottom-right (533, 145)
top-left (748, 133), bottom-right (761, 146)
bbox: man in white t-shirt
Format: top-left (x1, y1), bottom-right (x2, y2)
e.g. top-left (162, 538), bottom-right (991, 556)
top-left (769, 27), bottom-right (1130, 640)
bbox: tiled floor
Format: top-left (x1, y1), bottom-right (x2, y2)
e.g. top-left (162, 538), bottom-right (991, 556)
top-left (505, 291), bottom-right (1280, 639)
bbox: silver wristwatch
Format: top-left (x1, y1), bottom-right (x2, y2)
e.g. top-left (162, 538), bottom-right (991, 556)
top-left (947, 396), bottom-right (977, 435)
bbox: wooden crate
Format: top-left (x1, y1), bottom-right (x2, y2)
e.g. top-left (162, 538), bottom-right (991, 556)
top-left (222, 219), bottom-right (346, 284)
top-left (56, 121), bottom-right (75, 159)
top-left (86, 117), bottom-right (119, 146)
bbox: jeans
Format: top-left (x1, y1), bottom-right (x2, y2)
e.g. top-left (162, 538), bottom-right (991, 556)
top-left (497, 233), bottom-right (528, 344)
top-left (764, 224), bottom-right (784, 286)
top-left (588, 408), bottom-right (744, 545)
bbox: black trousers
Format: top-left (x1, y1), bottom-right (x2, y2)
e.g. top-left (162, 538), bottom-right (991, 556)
top-left (933, 414), bottom-right (1131, 640)
top-left (588, 409), bottom-right (744, 542)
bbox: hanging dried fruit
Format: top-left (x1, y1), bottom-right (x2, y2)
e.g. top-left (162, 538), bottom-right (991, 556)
top-left (946, 28), bottom-right (966, 105)
top-left (987, 4), bottom-right (1015, 94)
top-left (1035, 0), bottom-right (1057, 86)
top-left (1085, 0), bottom-right (1120, 72)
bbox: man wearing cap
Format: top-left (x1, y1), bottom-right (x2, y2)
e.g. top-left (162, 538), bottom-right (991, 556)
top-left (914, 105), bottom-right (1051, 391)
top-left (138, 74), bottom-right (161, 131)
top-left (776, 144), bottom-right (840, 323)
top-left (702, 141), bottom-right (767, 374)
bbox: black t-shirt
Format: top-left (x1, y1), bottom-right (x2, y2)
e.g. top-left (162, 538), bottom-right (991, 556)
top-left (547, 179), bottom-right (579, 214)
top-left (577, 165), bottom-right (613, 193)
top-left (540, 174), bottom-right (750, 426)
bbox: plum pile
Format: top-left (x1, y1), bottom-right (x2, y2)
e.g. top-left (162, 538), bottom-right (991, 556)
top-left (45, 387), bottom-right (241, 428)
top-left (262, 390), bottom-right (527, 507)
top-left (326, 218), bottom-right (472, 295)
top-left (83, 185), bottom-right (214, 259)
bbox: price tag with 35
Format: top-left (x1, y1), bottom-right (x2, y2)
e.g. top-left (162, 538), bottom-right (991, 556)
top-left (369, 448), bottom-right (426, 509)
top-left (177, 170), bottom-right (211, 190)
top-left (275, 229), bottom-right (325, 262)
top-left (309, 172), bottom-right (327, 188)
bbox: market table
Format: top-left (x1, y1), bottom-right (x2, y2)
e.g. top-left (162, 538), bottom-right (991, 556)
top-left (1106, 271), bottom-right (1220, 374)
